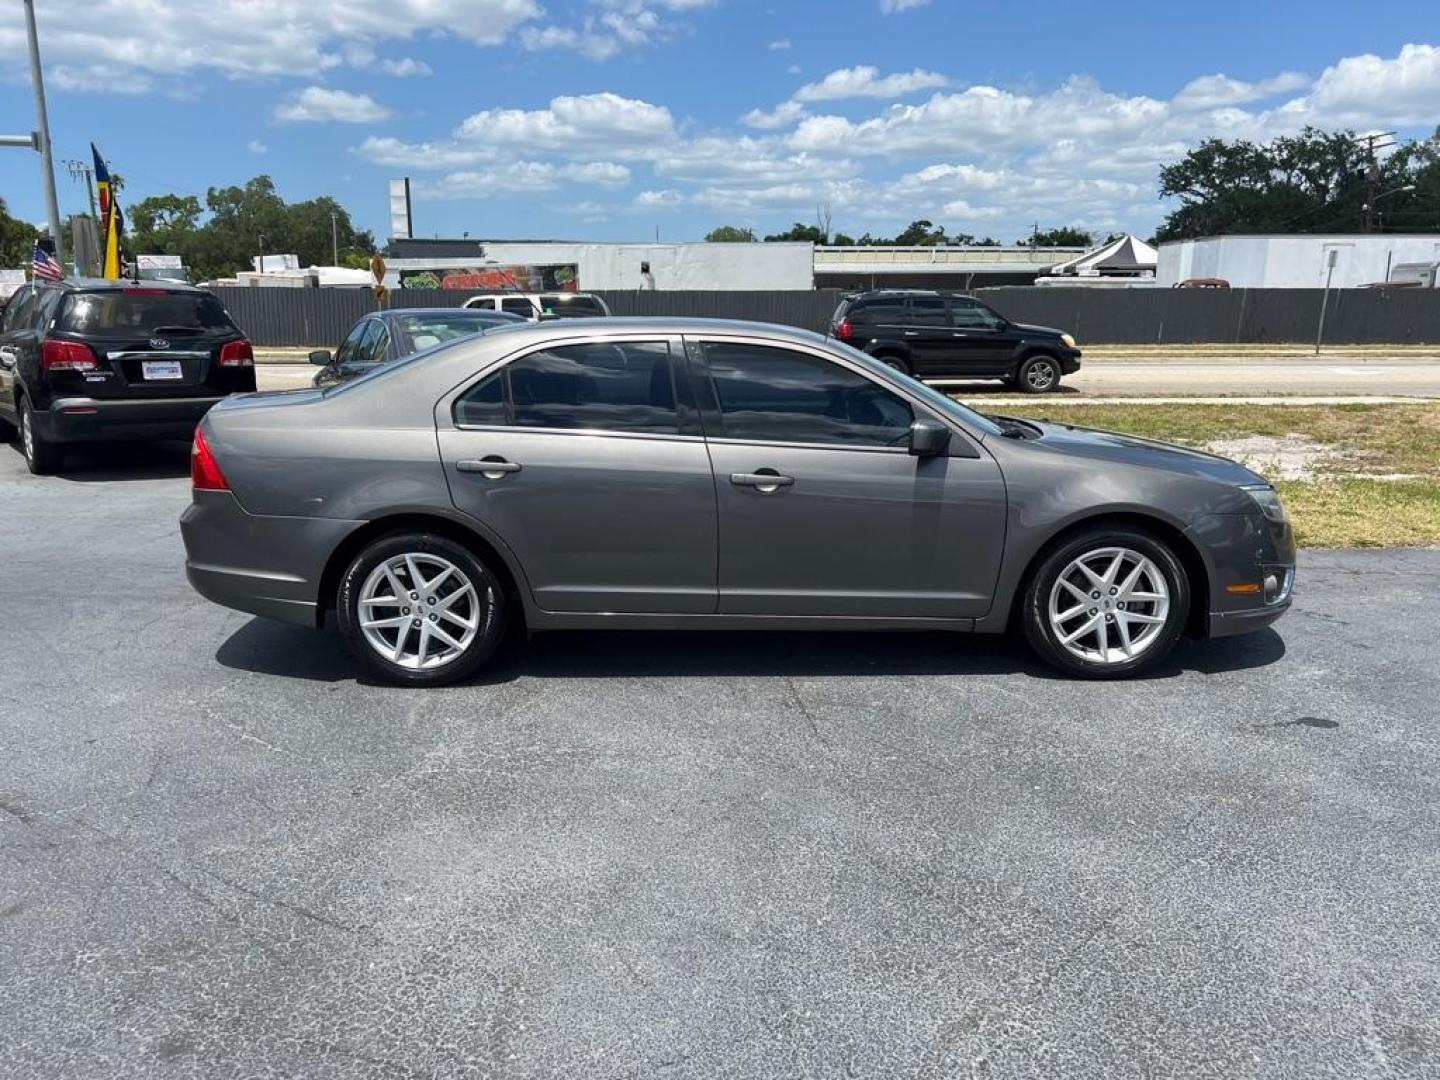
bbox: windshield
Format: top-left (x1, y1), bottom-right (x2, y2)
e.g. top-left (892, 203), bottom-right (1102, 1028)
top-left (60, 290), bottom-right (233, 336)
top-left (825, 338), bottom-right (1004, 437)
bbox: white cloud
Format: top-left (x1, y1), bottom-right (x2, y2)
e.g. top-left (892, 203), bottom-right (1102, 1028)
top-left (1303, 43), bottom-right (1440, 127)
top-left (273, 86), bottom-right (391, 124)
top-left (517, 0), bottom-right (706, 61)
top-left (794, 65), bottom-right (950, 102)
top-left (880, 0), bottom-right (930, 11)
top-left (352, 135), bottom-right (496, 169)
top-left (787, 63), bottom-right (802, 76)
top-left (741, 101), bottom-right (809, 130)
top-left (418, 159), bottom-right (630, 197)
top-left (247, 139), bottom-right (268, 154)
top-left (377, 57), bottom-right (433, 77)
top-left (634, 189), bottom-right (686, 208)
top-left (1173, 71), bottom-right (1309, 109)
top-left (0, 0), bottom-right (541, 90)
top-left (769, 38), bottom-right (791, 51)
top-left (455, 92), bottom-right (677, 155)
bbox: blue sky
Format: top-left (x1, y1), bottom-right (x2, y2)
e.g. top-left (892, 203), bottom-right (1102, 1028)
top-left (1, 0), bottom-right (1437, 248)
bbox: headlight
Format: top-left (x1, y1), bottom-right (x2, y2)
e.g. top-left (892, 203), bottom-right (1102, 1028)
top-left (1242, 484), bottom-right (1288, 523)
top-left (1060, 333), bottom-right (1077, 349)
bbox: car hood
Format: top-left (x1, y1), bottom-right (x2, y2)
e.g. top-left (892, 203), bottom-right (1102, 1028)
top-left (1018, 418), bottom-right (1266, 485)
top-left (1010, 322), bottom-right (1067, 338)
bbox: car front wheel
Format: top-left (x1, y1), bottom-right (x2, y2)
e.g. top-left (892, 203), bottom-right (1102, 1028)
top-left (1016, 354), bottom-right (1062, 393)
top-left (337, 532), bottom-right (507, 686)
top-left (1021, 526), bottom-right (1189, 678)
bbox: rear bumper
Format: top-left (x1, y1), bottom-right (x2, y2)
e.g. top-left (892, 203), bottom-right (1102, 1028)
top-left (181, 490), bottom-right (364, 629)
top-left (34, 395), bottom-right (227, 443)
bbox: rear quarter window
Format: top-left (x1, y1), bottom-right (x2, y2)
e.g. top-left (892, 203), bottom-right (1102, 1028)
top-left (850, 298), bottom-right (907, 324)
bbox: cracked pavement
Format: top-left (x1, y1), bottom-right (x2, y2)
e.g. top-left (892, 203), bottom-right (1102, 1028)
top-left (2, 440), bottom-right (1438, 1078)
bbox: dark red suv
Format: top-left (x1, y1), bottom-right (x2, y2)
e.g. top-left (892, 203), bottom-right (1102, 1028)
top-left (0, 278), bottom-right (255, 474)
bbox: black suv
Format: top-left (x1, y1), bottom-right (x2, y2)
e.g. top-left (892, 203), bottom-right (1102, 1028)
top-left (831, 289), bottom-right (1081, 392)
top-left (0, 279), bottom-right (255, 474)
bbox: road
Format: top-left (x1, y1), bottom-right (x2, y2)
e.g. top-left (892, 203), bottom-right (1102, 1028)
top-left (2, 440), bottom-right (1438, 1078)
top-left (257, 356), bottom-right (1440, 398)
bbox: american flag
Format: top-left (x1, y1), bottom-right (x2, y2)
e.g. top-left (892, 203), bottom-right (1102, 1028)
top-left (32, 242), bottom-right (63, 283)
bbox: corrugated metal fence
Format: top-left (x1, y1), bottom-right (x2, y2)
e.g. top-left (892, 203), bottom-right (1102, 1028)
top-left (211, 285), bottom-right (1440, 347)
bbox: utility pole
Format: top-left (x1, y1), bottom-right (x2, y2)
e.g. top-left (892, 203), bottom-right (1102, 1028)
top-left (21, 0), bottom-right (64, 267)
top-left (331, 211), bottom-right (339, 265)
top-left (1356, 131), bottom-right (1396, 234)
top-left (65, 159), bottom-right (98, 220)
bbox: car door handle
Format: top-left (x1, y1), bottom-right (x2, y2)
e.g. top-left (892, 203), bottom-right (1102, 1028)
top-left (730, 470), bottom-right (793, 492)
top-left (903, 331), bottom-right (919, 336)
top-left (457, 458), bottom-right (521, 478)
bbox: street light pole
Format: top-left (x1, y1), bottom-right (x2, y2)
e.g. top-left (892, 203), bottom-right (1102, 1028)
top-left (331, 211), bottom-right (339, 266)
top-left (22, 0), bottom-right (64, 267)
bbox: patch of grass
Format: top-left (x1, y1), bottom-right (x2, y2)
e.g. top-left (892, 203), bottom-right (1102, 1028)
top-left (982, 402), bottom-right (1440, 548)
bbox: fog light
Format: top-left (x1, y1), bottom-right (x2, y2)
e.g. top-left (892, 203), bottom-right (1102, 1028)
top-left (1263, 574), bottom-right (1279, 603)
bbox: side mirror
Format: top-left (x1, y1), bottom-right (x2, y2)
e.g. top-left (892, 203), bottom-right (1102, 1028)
top-left (908, 418), bottom-right (951, 458)
top-left (308, 349), bottom-right (332, 366)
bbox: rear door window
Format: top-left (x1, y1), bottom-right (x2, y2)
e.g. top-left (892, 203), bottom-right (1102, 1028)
top-left (59, 290), bottom-right (235, 336)
top-left (907, 297), bottom-right (949, 326)
top-left (2, 287), bottom-right (34, 332)
top-left (501, 297), bottom-right (537, 318)
top-left (540, 294), bottom-right (606, 317)
top-left (453, 341), bottom-right (679, 435)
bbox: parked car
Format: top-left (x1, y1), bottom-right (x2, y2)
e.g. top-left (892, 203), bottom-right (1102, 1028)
top-left (0, 278), bottom-right (255, 474)
top-left (309, 307), bottom-right (526, 387)
top-left (462, 292), bottom-right (611, 321)
top-left (182, 317), bottom-right (1294, 687)
top-left (830, 289), bottom-right (1081, 392)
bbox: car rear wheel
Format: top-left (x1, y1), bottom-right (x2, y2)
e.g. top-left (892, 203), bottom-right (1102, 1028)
top-left (873, 353), bottom-right (911, 377)
top-left (1021, 526), bottom-right (1188, 679)
top-left (337, 533), bottom-right (507, 686)
top-left (18, 398), bottom-right (62, 475)
top-left (1016, 354), bottom-right (1062, 393)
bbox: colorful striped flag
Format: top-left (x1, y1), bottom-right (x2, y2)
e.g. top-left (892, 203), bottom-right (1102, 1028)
top-left (32, 241), bottom-right (63, 283)
top-left (92, 143), bottom-right (124, 279)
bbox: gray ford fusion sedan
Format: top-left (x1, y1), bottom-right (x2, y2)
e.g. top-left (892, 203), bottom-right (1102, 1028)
top-left (181, 318), bottom-right (1294, 686)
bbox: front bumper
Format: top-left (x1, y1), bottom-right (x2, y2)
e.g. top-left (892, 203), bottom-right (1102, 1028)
top-left (1060, 348), bottom-right (1082, 375)
top-left (35, 395), bottom-right (226, 443)
top-left (181, 490), bottom-right (364, 628)
top-left (1185, 512), bottom-right (1297, 639)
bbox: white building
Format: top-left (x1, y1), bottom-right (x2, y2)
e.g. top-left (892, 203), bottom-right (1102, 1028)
top-left (1158, 234), bottom-right (1440, 289)
top-left (384, 239), bottom-right (813, 291)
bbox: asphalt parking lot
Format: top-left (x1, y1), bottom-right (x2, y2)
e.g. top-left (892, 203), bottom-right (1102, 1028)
top-left (3, 439), bottom-right (1438, 1079)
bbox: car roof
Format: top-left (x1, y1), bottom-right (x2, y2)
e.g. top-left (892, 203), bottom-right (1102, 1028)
top-left (472, 316), bottom-right (828, 342)
top-left (55, 276), bottom-right (209, 295)
top-left (382, 307), bottom-right (516, 319)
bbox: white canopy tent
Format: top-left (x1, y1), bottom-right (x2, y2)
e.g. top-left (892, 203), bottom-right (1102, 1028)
top-left (1045, 234), bottom-right (1157, 277)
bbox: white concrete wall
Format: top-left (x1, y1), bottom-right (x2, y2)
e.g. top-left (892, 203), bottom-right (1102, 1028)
top-left (1159, 235), bottom-right (1440, 288)
top-left (481, 242), bottom-right (814, 290)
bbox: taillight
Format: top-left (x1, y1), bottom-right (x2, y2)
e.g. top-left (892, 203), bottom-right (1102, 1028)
top-left (191, 428), bottom-right (229, 491)
top-left (835, 318), bottom-right (853, 342)
top-left (40, 339), bottom-right (98, 372)
top-left (218, 339), bottom-right (254, 367)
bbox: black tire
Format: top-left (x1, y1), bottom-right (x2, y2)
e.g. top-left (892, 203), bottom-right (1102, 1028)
top-left (18, 397), bottom-right (63, 475)
top-left (1021, 525), bottom-right (1189, 679)
top-left (1016, 354), bottom-right (1062, 394)
top-left (873, 353), bottom-right (911, 377)
top-left (336, 532), bottom-right (507, 687)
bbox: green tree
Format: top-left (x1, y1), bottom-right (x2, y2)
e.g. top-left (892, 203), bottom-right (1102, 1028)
top-left (704, 225), bottom-right (757, 242)
top-left (763, 222), bottom-right (828, 243)
top-left (831, 232), bottom-right (856, 245)
top-left (0, 197), bottom-right (40, 269)
top-left (892, 219), bottom-right (947, 246)
top-left (1154, 127), bottom-right (1440, 241)
top-left (1019, 226), bottom-right (1094, 247)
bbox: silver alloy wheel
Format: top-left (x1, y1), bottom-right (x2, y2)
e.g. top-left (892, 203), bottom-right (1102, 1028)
top-left (357, 552), bottom-right (482, 671)
top-left (1025, 359), bottom-right (1057, 390)
top-left (1048, 546), bottom-right (1170, 665)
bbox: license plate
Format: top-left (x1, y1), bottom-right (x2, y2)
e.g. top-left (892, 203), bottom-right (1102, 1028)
top-left (142, 360), bottom-right (183, 380)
